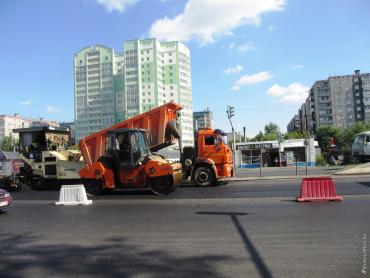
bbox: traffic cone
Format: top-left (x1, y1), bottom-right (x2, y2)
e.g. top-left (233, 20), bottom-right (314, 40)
top-left (296, 177), bottom-right (343, 202)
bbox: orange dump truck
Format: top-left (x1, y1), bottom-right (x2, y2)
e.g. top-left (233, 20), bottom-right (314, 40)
top-left (79, 102), bottom-right (183, 196)
top-left (181, 128), bottom-right (233, 186)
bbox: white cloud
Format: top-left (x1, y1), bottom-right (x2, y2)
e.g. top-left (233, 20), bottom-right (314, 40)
top-left (267, 83), bottom-right (309, 103)
top-left (223, 65), bottom-right (243, 74)
top-left (291, 64), bottom-right (304, 70)
top-left (229, 42), bottom-right (235, 49)
top-left (268, 25), bottom-right (275, 32)
top-left (149, 0), bottom-right (286, 45)
top-left (237, 41), bottom-right (256, 53)
top-left (46, 106), bottom-right (61, 113)
top-left (20, 100), bottom-right (31, 106)
top-left (232, 71), bottom-right (273, 90)
top-left (96, 0), bottom-right (139, 13)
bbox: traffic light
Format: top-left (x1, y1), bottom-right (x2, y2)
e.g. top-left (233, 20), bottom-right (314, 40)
top-left (227, 106), bottom-right (235, 119)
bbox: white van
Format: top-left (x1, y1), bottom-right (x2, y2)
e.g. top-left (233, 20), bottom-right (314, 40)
top-left (352, 131), bottom-right (370, 161)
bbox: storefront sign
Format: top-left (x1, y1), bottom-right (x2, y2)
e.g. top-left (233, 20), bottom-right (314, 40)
top-left (237, 143), bottom-right (277, 150)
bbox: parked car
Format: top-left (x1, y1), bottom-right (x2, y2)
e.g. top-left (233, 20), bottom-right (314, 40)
top-left (352, 131), bottom-right (370, 162)
top-left (0, 189), bottom-right (13, 210)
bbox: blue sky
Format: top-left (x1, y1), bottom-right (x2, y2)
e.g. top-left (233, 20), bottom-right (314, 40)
top-left (1, 0), bottom-right (369, 137)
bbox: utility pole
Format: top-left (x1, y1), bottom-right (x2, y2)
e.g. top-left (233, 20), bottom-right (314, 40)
top-left (243, 126), bottom-right (246, 142)
top-left (227, 106), bottom-right (236, 177)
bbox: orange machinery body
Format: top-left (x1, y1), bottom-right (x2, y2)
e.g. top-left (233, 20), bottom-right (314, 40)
top-left (79, 102), bottom-right (183, 190)
top-left (196, 128), bottom-right (233, 179)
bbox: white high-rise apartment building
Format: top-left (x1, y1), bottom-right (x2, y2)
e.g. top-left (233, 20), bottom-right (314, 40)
top-left (74, 39), bottom-right (193, 145)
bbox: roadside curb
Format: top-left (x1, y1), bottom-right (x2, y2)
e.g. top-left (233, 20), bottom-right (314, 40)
top-left (221, 173), bottom-right (370, 182)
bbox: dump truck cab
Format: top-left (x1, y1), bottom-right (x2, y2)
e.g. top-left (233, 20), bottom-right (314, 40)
top-left (181, 128), bottom-right (233, 186)
top-left (13, 126), bottom-right (84, 190)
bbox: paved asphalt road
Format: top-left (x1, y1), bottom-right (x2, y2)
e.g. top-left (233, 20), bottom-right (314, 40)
top-left (1, 176), bottom-right (369, 278)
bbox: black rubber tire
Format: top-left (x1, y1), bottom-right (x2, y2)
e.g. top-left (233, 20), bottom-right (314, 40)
top-left (149, 175), bottom-right (174, 195)
top-left (193, 166), bottom-right (216, 187)
top-left (83, 179), bottom-right (103, 196)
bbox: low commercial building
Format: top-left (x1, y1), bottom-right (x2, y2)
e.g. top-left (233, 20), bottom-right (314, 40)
top-left (235, 138), bottom-right (319, 168)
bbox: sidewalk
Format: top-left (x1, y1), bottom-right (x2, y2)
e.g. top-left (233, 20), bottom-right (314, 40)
top-left (220, 165), bottom-right (370, 182)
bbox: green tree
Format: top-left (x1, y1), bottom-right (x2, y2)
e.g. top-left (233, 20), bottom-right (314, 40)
top-left (0, 135), bottom-right (18, 151)
top-left (315, 126), bottom-right (342, 151)
top-left (263, 132), bottom-right (279, 141)
top-left (285, 130), bottom-right (309, 139)
top-left (264, 122), bottom-right (279, 134)
top-left (251, 122), bottom-right (281, 141)
top-left (252, 131), bottom-right (264, 141)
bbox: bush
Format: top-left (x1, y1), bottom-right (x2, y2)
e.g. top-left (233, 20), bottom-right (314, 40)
top-left (316, 154), bottom-right (327, 166)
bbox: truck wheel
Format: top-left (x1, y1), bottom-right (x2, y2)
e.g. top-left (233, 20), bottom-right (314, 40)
top-left (83, 179), bottom-right (103, 196)
top-left (194, 166), bottom-right (215, 187)
top-left (149, 175), bottom-right (174, 195)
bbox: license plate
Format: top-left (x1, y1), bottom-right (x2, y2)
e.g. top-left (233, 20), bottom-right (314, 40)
top-left (0, 201), bottom-right (8, 207)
